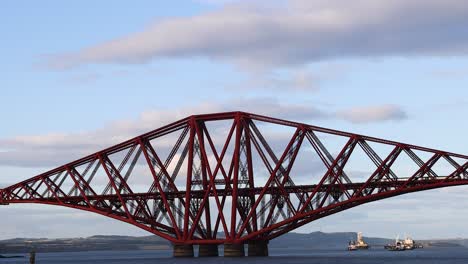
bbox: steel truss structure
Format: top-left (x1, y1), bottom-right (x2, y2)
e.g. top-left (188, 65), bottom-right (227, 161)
top-left (1, 111), bottom-right (468, 245)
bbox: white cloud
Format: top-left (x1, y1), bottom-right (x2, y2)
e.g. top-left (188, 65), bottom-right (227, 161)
top-left (0, 100), bottom-right (405, 169)
top-left (336, 104), bottom-right (407, 124)
top-left (246, 70), bottom-right (320, 92)
top-left (232, 63), bottom-right (349, 92)
top-left (0, 99), bottom-right (323, 168)
top-left (44, 0), bottom-right (468, 70)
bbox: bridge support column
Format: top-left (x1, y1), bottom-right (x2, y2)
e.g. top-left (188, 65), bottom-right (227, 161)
top-left (198, 244), bottom-right (219, 257)
top-left (248, 240), bottom-right (269, 256)
top-left (223, 243), bottom-right (245, 257)
top-left (173, 244), bottom-right (194, 258)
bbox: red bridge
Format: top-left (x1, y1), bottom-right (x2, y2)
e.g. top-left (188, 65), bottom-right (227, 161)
top-left (1, 112), bottom-right (467, 257)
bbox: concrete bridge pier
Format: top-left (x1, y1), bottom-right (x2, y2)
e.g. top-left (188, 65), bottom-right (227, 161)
top-left (173, 244), bottom-right (194, 258)
top-left (248, 240), bottom-right (269, 256)
top-left (223, 243), bottom-right (245, 257)
top-left (198, 244), bottom-right (219, 257)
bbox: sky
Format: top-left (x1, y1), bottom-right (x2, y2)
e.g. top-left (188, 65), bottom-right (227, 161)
top-left (1, 0), bottom-right (468, 240)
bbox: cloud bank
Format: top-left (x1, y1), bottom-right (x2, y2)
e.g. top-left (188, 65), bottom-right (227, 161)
top-left (0, 100), bottom-right (406, 168)
top-left (336, 104), bottom-right (407, 123)
top-left (45, 0), bottom-right (468, 69)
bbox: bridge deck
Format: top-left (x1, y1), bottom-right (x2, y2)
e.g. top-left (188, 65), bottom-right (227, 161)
top-left (1, 177), bottom-right (464, 203)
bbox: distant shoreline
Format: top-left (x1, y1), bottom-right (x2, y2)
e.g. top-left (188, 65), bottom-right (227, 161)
top-left (0, 232), bottom-right (466, 254)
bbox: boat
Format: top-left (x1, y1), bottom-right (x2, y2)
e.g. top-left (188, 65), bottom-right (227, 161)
top-left (402, 235), bottom-right (424, 249)
top-left (347, 242), bottom-right (358, 251)
top-left (385, 235), bottom-right (423, 251)
top-left (385, 240), bottom-right (406, 251)
top-left (348, 232), bottom-right (369, 250)
top-left (403, 236), bottom-right (415, 250)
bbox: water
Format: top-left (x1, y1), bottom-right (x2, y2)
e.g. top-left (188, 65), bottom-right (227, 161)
top-left (1, 247), bottom-right (468, 264)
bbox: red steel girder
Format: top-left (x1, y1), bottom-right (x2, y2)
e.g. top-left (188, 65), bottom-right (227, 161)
top-left (1, 111), bottom-right (468, 245)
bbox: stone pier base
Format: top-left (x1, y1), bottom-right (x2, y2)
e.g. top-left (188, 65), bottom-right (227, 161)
top-left (248, 240), bottom-right (269, 256)
top-left (198, 244), bottom-right (219, 257)
top-left (173, 241), bottom-right (268, 257)
top-left (173, 244), bottom-right (194, 258)
top-left (223, 243), bottom-right (245, 257)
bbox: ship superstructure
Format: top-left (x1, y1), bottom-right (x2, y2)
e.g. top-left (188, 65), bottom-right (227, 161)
top-left (348, 232), bottom-right (369, 250)
top-left (403, 236), bottom-right (415, 250)
top-left (385, 235), bottom-right (423, 251)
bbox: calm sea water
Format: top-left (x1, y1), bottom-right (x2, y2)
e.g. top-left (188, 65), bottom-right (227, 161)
top-left (1, 247), bottom-right (468, 264)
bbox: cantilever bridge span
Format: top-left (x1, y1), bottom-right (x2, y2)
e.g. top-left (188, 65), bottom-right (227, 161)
top-left (1, 111), bottom-right (468, 257)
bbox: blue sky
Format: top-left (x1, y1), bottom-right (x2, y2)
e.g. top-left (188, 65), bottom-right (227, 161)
top-left (1, 0), bottom-right (468, 240)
